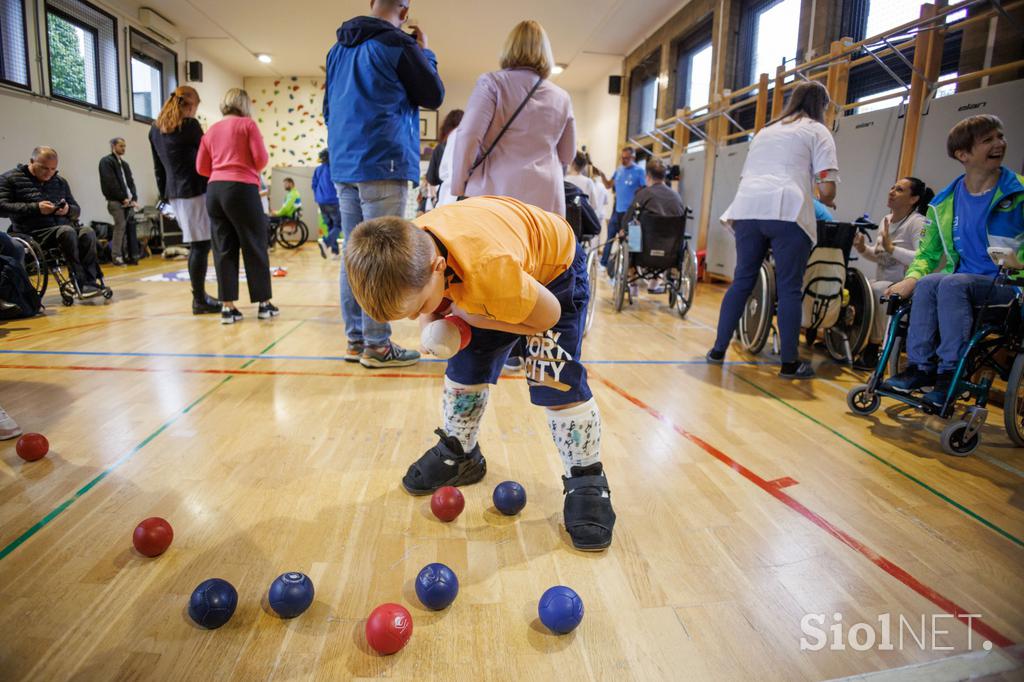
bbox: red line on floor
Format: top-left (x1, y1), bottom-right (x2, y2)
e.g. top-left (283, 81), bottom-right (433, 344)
top-left (0, 363), bottom-right (526, 381)
top-left (769, 476), bottom-right (800, 489)
top-left (588, 369), bottom-right (1015, 649)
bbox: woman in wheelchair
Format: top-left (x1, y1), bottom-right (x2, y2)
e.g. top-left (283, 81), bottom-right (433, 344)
top-left (851, 177), bottom-right (933, 370)
top-left (881, 116), bottom-right (1023, 408)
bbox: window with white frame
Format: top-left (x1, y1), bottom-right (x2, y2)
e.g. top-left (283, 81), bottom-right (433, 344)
top-left (676, 39), bottom-right (713, 112)
top-left (0, 0), bottom-right (30, 88)
top-left (45, 0), bottom-right (119, 113)
top-left (130, 29), bottom-right (176, 123)
top-left (747, 0), bottom-right (800, 85)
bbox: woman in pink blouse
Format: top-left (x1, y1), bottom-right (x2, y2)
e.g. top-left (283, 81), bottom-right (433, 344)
top-left (196, 88), bottom-right (278, 324)
top-left (450, 20), bottom-right (575, 216)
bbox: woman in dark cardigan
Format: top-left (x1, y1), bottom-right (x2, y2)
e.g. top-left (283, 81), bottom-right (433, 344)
top-left (149, 85), bottom-right (220, 314)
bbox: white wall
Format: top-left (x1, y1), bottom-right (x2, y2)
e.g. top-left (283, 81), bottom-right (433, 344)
top-left (0, 10), bottom-right (243, 231)
top-left (570, 77), bottom-right (621, 177)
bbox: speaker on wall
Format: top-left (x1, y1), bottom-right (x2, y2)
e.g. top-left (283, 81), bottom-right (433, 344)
top-left (608, 75), bottom-right (622, 95)
top-left (187, 61), bottom-right (203, 83)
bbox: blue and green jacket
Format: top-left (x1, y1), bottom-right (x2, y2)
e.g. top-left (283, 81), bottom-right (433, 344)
top-left (906, 167), bottom-right (1024, 282)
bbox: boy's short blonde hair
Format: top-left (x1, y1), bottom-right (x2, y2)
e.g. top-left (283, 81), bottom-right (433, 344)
top-left (345, 216), bottom-right (436, 321)
top-left (946, 114), bottom-right (1003, 159)
top-left (500, 20), bottom-right (554, 79)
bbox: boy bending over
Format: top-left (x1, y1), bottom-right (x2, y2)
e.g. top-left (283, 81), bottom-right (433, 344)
top-left (345, 196), bottom-right (615, 550)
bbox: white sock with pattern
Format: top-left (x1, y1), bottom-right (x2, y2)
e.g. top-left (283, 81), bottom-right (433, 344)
top-left (545, 398), bottom-right (602, 478)
top-left (442, 377), bottom-right (489, 452)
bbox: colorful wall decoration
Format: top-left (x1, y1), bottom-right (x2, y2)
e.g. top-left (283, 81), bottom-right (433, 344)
top-left (245, 76), bottom-right (328, 175)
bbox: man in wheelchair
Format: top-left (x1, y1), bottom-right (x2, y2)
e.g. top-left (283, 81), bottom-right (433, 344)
top-left (620, 159), bottom-right (686, 296)
top-left (882, 115), bottom-right (1023, 407)
top-left (269, 177), bottom-right (302, 226)
top-left (0, 146), bottom-right (105, 296)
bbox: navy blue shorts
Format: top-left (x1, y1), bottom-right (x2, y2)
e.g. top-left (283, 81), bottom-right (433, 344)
top-left (446, 244), bottom-right (592, 407)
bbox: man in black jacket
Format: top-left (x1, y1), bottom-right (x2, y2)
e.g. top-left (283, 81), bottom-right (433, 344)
top-left (0, 146), bottom-right (105, 295)
top-left (99, 137), bottom-right (139, 265)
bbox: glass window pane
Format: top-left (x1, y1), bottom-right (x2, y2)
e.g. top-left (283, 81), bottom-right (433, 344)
top-left (687, 43), bottom-right (712, 111)
top-left (131, 56), bottom-right (162, 120)
top-left (1, 0), bottom-right (30, 87)
top-left (47, 12), bottom-right (97, 104)
top-left (751, 0), bottom-right (800, 84)
top-left (865, 0), bottom-right (923, 38)
top-left (640, 78), bottom-right (658, 133)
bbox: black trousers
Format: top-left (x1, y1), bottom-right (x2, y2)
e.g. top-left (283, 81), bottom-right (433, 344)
top-left (37, 225), bottom-right (103, 286)
top-left (206, 181), bottom-right (272, 303)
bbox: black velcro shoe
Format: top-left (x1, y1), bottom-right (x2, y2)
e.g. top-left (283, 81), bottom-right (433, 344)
top-left (563, 463), bottom-right (616, 551)
top-left (401, 428), bottom-right (487, 495)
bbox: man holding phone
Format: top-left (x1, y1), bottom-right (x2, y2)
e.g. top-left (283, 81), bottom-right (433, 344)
top-left (0, 146), bottom-right (105, 295)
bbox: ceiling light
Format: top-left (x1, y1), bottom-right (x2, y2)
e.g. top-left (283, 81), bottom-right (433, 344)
top-left (257, 54), bottom-right (272, 64)
top-left (552, 63), bottom-right (567, 75)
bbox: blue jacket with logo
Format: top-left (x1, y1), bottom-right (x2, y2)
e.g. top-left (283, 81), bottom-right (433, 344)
top-left (324, 16), bottom-right (444, 184)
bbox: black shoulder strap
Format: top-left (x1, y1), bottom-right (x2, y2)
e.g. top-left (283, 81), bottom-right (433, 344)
top-left (466, 76), bottom-right (544, 181)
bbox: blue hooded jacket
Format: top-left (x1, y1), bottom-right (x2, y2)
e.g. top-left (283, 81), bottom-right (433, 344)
top-left (324, 16), bottom-right (444, 184)
top-left (312, 162), bottom-right (338, 205)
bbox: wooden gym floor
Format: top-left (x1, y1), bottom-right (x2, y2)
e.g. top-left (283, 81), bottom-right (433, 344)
top-left (0, 246), bottom-right (1022, 681)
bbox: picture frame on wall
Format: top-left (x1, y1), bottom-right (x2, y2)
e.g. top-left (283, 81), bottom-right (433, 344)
top-left (420, 109), bottom-right (439, 141)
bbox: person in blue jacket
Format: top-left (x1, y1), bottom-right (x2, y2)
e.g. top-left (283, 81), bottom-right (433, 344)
top-left (324, 0), bottom-right (444, 369)
top-left (312, 149), bottom-right (341, 259)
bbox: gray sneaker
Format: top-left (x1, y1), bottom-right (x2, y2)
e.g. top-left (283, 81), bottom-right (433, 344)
top-left (360, 341), bottom-right (420, 368)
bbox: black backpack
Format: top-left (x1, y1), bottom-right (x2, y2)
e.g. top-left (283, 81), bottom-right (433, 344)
top-left (0, 254), bottom-right (43, 319)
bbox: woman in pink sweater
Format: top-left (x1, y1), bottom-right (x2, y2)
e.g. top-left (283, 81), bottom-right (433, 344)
top-left (196, 88), bottom-right (277, 324)
top-left (450, 20), bottom-right (575, 216)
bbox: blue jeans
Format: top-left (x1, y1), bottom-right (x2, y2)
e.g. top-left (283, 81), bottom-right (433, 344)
top-left (907, 272), bottom-right (1018, 373)
top-left (600, 211), bottom-right (624, 267)
top-left (319, 202), bottom-right (342, 254)
top-left (712, 219), bottom-right (813, 364)
top-left (336, 180), bottom-right (409, 346)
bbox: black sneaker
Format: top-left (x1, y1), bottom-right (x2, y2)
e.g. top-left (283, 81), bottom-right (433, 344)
top-left (79, 283), bottom-right (101, 297)
top-left (922, 372), bottom-right (956, 408)
top-left (192, 296), bottom-right (221, 315)
top-left (882, 366), bottom-right (935, 393)
top-left (221, 307), bottom-right (243, 325)
top-left (853, 344), bottom-right (880, 372)
top-left (402, 428), bottom-right (487, 495)
top-left (344, 341), bottom-right (364, 363)
top-left (360, 341), bottom-right (420, 368)
top-left (706, 349), bottom-right (725, 365)
top-left (258, 301), bottom-right (279, 319)
top-left (563, 463), bottom-right (616, 551)
top-left (779, 361), bottom-right (815, 379)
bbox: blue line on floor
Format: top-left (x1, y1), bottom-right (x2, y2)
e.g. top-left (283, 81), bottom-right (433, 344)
top-left (0, 349), bottom-right (770, 366)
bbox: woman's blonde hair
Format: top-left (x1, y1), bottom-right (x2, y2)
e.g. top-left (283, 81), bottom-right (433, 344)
top-left (154, 85), bottom-right (199, 134)
top-left (500, 20), bottom-right (554, 79)
top-left (220, 88), bottom-right (251, 117)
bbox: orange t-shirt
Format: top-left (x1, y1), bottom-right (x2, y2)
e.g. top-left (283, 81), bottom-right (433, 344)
top-left (412, 196), bottom-right (576, 324)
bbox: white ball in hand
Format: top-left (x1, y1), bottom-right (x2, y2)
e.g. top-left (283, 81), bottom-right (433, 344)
top-left (421, 316), bottom-right (472, 360)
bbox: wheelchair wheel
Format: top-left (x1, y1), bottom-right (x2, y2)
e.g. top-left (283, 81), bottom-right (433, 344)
top-left (670, 243), bottom-right (698, 318)
top-left (278, 220), bottom-right (308, 249)
top-left (1004, 353), bottom-right (1024, 447)
top-left (847, 384), bottom-right (880, 415)
top-left (825, 268), bottom-right (875, 363)
top-left (738, 260), bottom-right (775, 354)
top-left (13, 236), bottom-right (48, 299)
top-left (940, 420), bottom-right (980, 456)
top-left (612, 241), bottom-right (628, 312)
top-left (584, 245), bottom-right (599, 337)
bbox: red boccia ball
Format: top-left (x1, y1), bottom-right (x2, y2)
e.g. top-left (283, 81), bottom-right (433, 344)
top-left (365, 603), bottom-right (413, 655)
top-left (16, 433), bottom-right (49, 462)
top-left (430, 486), bottom-right (465, 522)
top-left (133, 517), bottom-right (174, 557)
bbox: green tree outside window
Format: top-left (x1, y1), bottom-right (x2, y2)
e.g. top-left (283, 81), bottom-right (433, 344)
top-left (48, 13), bottom-right (87, 101)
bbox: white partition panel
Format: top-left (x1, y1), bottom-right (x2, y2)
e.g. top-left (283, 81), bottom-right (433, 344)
top-left (706, 141), bottom-right (750, 278)
top-left (678, 148), bottom-right (705, 237)
top-left (913, 80), bottom-right (1024, 192)
top-left (833, 106), bottom-right (903, 223)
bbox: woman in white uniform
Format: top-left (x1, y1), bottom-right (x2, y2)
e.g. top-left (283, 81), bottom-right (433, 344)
top-left (706, 81), bottom-right (839, 379)
top-left (852, 176), bottom-right (933, 369)
top-left (149, 86), bottom-right (221, 314)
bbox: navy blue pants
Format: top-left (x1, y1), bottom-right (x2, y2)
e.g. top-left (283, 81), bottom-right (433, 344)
top-left (712, 219), bottom-right (812, 364)
top-left (447, 245), bottom-right (592, 407)
top-left (600, 211), bottom-right (624, 267)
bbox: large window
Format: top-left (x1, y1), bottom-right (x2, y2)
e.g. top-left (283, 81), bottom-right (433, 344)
top-left (130, 29), bottom-right (176, 123)
top-left (0, 0), bottom-right (30, 88)
top-left (740, 0), bottom-right (800, 86)
top-left (45, 0), bottom-right (119, 113)
top-left (674, 23), bottom-right (713, 113)
top-left (628, 49), bottom-right (661, 137)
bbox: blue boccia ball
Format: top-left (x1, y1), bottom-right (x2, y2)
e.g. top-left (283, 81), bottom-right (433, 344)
top-left (538, 585), bottom-right (584, 634)
top-left (189, 578), bottom-right (238, 629)
top-left (415, 562), bottom-right (459, 610)
top-left (492, 480), bottom-right (527, 516)
top-left (268, 572), bottom-right (315, 619)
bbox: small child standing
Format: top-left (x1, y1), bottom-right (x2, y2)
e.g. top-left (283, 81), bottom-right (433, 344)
top-left (344, 195), bottom-right (616, 551)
